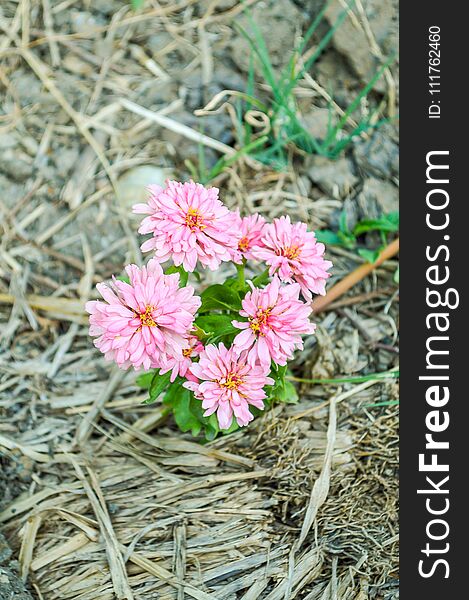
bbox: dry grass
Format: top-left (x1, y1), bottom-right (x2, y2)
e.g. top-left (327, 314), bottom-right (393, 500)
top-left (1, 380), bottom-right (398, 599)
top-left (0, 1), bottom-right (398, 598)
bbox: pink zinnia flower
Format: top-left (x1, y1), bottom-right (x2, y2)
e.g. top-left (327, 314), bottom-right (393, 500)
top-left (159, 334), bottom-right (204, 382)
top-left (184, 343), bottom-right (274, 429)
top-left (252, 215), bottom-right (333, 299)
top-left (232, 277), bottom-right (315, 370)
top-left (85, 258), bottom-right (201, 370)
top-left (232, 212), bottom-right (266, 263)
top-left (133, 180), bottom-right (241, 272)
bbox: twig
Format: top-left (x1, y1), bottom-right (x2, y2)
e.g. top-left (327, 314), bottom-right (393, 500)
top-left (313, 238), bottom-right (399, 314)
top-left (120, 98), bottom-right (235, 156)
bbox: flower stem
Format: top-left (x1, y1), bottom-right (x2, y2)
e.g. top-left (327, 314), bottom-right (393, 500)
top-left (236, 261), bottom-right (246, 288)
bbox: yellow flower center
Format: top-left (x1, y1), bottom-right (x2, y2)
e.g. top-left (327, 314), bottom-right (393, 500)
top-left (182, 348), bottom-right (192, 358)
top-left (249, 307), bottom-right (271, 334)
top-left (238, 236), bottom-right (249, 252)
top-left (185, 207), bottom-right (206, 231)
top-left (220, 373), bottom-right (244, 390)
top-left (139, 306), bottom-right (157, 327)
top-left (282, 244), bottom-right (301, 260)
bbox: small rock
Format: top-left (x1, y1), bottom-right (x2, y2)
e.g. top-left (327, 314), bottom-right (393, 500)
top-left (359, 177), bottom-right (398, 216)
top-left (230, 0), bottom-right (304, 74)
top-left (354, 127), bottom-right (399, 179)
top-left (0, 534), bottom-right (33, 600)
top-left (116, 166), bottom-right (175, 211)
top-left (325, 0), bottom-right (397, 89)
top-left (307, 155), bottom-right (358, 198)
top-left (0, 534), bottom-right (12, 566)
top-left (0, 566), bottom-right (34, 600)
top-left (340, 196), bottom-right (360, 232)
top-left (316, 50), bottom-right (357, 108)
top-left (301, 108), bottom-right (331, 142)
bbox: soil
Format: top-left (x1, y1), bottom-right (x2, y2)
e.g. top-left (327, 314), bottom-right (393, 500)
top-left (0, 1), bottom-right (399, 598)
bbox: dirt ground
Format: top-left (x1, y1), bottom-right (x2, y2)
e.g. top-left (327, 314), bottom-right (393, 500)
top-left (0, 1), bottom-right (399, 598)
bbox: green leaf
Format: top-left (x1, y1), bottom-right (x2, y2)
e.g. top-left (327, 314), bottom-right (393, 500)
top-left (337, 230), bottom-right (357, 249)
top-left (131, 0), bottom-right (145, 9)
top-left (165, 265), bottom-right (189, 287)
top-left (204, 413), bottom-right (220, 440)
top-left (224, 276), bottom-right (249, 294)
top-left (393, 265), bottom-right (400, 284)
top-left (172, 389), bottom-right (202, 436)
top-left (250, 269), bottom-right (270, 288)
top-left (385, 211), bottom-right (400, 228)
top-left (195, 314), bottom-right (240, 343)
top-left (315, 230), bottom-right (344, 246)
top-left (136, 371), bottom-right (154, 389)
top-left (143, 370), bottom-right (172, 404)
top-left (221, 418), bottom-right (240, 435)
top-left (276, 379), bottom-right (299, 404)
top-left (353, 213), bottom-right (399, 236)
top-left (115, 275), bottom-right (130, 284)
top-left (268, 366), bottom-right (298, 404)
top-left (339, 210), bottom-right (350, 235)
top-left (163, 379), bottom-right (184, 405)
top-left (192, 323), bottom-right (212, 343)
top-left (199, 284), bottom-right (242, 313)
top-left (358, 247), bottom-right (382, 264)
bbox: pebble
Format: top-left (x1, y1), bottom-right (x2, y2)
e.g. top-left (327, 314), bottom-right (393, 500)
top-left (354, 127), bottom-right (399, 179)
top-left (307, 155), bottom-right (358, 198)
top-left (116, 165), bottom-right (175, 211)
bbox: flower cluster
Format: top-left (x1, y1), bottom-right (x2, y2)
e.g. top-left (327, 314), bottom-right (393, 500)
top-left (87, 180), bottom-right (332, 434)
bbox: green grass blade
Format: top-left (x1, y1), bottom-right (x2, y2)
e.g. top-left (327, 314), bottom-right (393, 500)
top-left (364, 399), bottom-right (400, 408)
top-left (332, 55), bottom-right (395, 135)
top-left (287, 369), bottom-right (399, 385)
top-left (206, 135), bottom-right (269, 181)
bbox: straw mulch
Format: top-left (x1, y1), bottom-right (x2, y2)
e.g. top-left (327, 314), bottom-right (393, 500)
top-left (0, 0), bottom-right (399, 598)
top-left (0, 360), bottom-right (398, 599)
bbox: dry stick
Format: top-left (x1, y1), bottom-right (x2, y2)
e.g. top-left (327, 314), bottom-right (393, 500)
top-left (312, 238), bottom-right (400, 314)
top-left (120, 98), bottom-right (235, 156)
